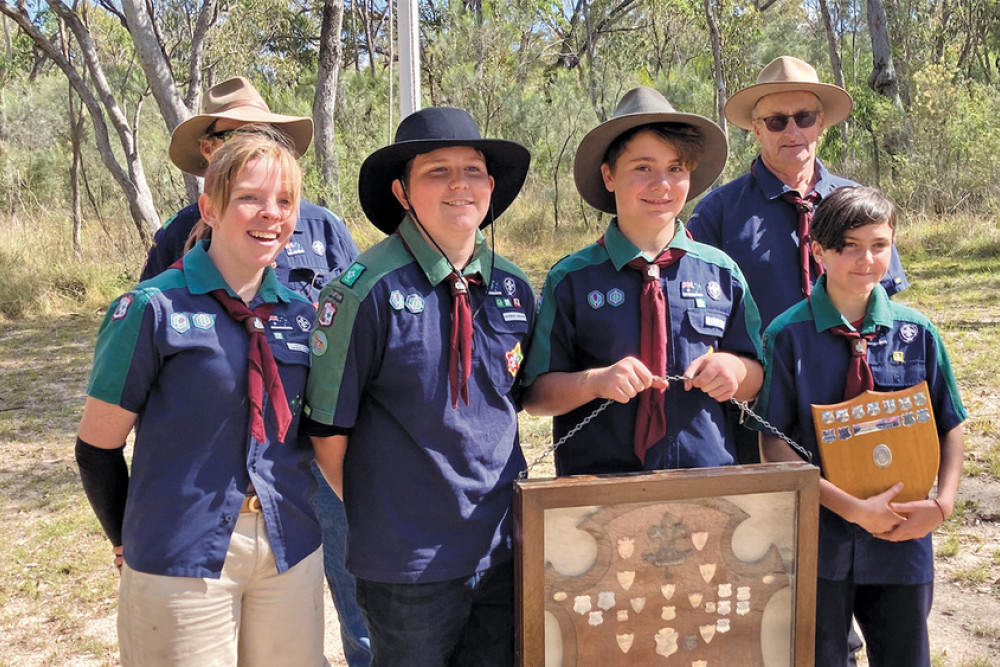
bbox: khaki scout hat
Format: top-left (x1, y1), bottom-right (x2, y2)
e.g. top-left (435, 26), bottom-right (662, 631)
top-left (169, 77), bottom-right (313, 176)
top-left (573, 86), bottom-right (728, 214)
top-left (724, 56), bottom-right (854, 131)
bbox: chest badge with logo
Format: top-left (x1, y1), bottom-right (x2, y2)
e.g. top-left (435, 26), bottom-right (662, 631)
top-left (506, 342), bottom-right (524, 377)
top-left (899, 323), bottom-right (918, 343)
top-left (296, 315), bottom-right (312, 332)
top-left (318, 301), bottom-right (337, 327)
top-left (112, 295), bottom-right (133, 321)
top-left (607, 288), bottom-right (625, 307)
top-left (706, 281), bottom-right (722, 301)
top-left (588, 290), bottom-right (605, 309)
top-left (285, 240), bottom-right (305, 257)
top-left (169, 312), bottom-right (191, 333)
top-left (312, 240), bottom-right (325, 255)
top-left (405, 294), bottom-right (425, 314)
top-left (389, 290), bottom-right (405, 311)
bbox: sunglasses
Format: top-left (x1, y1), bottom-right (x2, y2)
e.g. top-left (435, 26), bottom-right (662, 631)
top-left (757, 110), bottom-right (820, 133)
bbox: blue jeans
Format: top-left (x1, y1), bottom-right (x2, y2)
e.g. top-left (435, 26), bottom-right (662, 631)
top-left (311, 463), bottom-right (371, 666)
top-left (356, 562), bottom-right (515, 667)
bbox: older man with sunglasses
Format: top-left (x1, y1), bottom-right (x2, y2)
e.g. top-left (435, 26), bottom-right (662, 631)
top-left (687, 56), bottom-right (908, 467)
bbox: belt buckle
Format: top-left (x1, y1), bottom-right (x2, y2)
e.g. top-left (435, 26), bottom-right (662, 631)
top-left (242, 493), bottom-right (262, 513)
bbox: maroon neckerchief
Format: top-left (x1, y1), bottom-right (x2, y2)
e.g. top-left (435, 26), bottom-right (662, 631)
top-left (750, 159), bottom-right (823, 298)
top-left (395, 230), bottom-right (481, 408)
top-left (830, 318), bottom-right (876, 400)
top-left (780, 190), bottom-right (823, 298)
top-left (600, 235), bottom-right (686, 463)
top-left (171, 257), bottom-right (292, 443)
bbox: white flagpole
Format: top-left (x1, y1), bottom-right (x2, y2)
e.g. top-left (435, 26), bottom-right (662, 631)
top-left (398, 0), bottom-right (421, 118)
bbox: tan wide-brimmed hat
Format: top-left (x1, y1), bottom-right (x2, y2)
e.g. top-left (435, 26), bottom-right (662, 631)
top-left (724, 56), bottom-right (854, 131)
top-left (574, 86), bottom-right (728, 214)
top-left (168, 77), bottom-right (313, 176)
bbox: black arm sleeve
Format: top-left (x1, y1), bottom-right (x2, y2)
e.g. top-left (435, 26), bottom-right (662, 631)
top-left (300, 416), bottom-right (352, 438)
top-left (75, 437), bottom-right (129, 547)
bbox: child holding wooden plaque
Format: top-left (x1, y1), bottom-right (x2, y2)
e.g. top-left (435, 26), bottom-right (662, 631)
top-left (756, 186), bottom-right (966, 667)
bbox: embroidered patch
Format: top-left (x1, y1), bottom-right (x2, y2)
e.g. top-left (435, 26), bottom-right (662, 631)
top-left (287, 342), bottom-right (309, 354)
top-left (269, 314), bottom-right (293, 330)
top-left (512, 297), bottom-right (521, 308)
top-left (312, 240), bottom-right (325, 255)
top-left (607, 288), bottom-right (625, 307)
top-left (326, 288), bottom-right (345, 303)
top-left (112, 295), bottom-right (133, 320)
top-left (705, 315), bottom-right (726, 330)
top-left (680, 281), bottom-right (704, 298)
top-left (588, 290), bottom-right (605, 309)
top-left (340, 262), bottom-right (366, 287)
top-left (192, 312), bottom-right (215, 329)
top-left (405, 294), bottom-right (425, 314)
top-left (892, 350), bottom-right (905, 363)
top-left (296, 315), bottom-right (312, 332)
top-left (310, 330), bottom-right (328, 356)
top-left (488, 280), bottom-right (502, 295)
top-left (503, 311), bottom-right (527, 322)
top-left (706, 281), bottom-right (722, 300)
top-left (318, 301), bottom-right (337, 327)
top-left (285, 240), bottom-right (305, 256)
top-left (504, 276), bottom-right (517, 296)
top-left (695, 298), bottom-right (706, 309)
top-left (273, 332), bottom-right (284, 340)
top-left (899, 323), bottom-right (918, 343)
top-left (389, 290), bottom-right (405, 311)
top-left (169, 312), bottom-right (191, 333)
top-left (506, 342), bottom-right (524, 377)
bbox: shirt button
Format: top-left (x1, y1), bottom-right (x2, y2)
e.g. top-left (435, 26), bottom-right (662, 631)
top-left (224, 515), bottom-right (234, 523)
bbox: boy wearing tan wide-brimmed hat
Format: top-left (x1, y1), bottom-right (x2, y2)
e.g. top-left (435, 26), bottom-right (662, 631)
top-left (521, 86), bottom-right (763, 477)
top-left (687, 56), bottom-right (910, 465)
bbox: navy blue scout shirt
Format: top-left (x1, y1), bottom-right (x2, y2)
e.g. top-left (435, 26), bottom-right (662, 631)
top-left (88, 242), bottom-right (320, 578)
top-left (687, 158), bottom-right (910, 329)
top-left (304, 216), bottom-right (535, 585)
top-left (757, 278), bottom-right (966, 584)
top-left (141, 200), bottom-right (360, 303)
top-left (521, 220), bottom-right (763, 476)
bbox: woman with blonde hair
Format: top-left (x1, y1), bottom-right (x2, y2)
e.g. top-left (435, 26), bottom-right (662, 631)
top-left (75, 130), bottom-right (325, 666)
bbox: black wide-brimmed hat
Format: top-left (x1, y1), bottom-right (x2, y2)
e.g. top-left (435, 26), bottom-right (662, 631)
top-left (574, 87), bottom-right (728, 215)
top-left (359, 107), bottom-right (531, 234)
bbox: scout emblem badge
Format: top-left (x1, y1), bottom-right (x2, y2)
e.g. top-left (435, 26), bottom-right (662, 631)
top-left (812, 381), bottom-right (939, 503)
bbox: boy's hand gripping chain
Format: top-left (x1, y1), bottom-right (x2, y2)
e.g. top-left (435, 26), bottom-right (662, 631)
top-left (518, 374), bottom-right (813, 479)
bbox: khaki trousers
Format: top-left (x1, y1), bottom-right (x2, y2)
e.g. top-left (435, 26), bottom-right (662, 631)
top-left (118, 511), bottom-right (324, 666)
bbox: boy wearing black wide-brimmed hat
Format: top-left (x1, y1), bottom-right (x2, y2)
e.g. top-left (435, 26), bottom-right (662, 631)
top-left (522, 86), bottom-right (763, 476)
top-left (304, 107), bottom-right (534, 665)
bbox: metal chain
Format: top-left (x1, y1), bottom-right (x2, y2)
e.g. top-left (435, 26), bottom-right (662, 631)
top-left (518, 374), bottom-right (812, 479)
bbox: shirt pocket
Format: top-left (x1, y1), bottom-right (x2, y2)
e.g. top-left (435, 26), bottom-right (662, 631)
top-left (871, 358), bottom-right (926, 390)
top-left (275, 251), bottom-right (335, 297)
top-left (681, 308), bottom-right (728, 365)
top-left (480, 305), bottom-right (531, 395)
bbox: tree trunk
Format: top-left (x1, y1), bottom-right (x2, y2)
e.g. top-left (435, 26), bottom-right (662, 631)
top-left (2, 0), bottom-right (160, 241)
top-left (818, 0), bottom-right (848, 144)
top-left (313, 0), bottom-right (345, 211)
top-left (703, 0), bottom-right (728, 137)
top-left (866, 0), bottom-right (903, 110)
top-left (59, 16), bottom-right (84, 258)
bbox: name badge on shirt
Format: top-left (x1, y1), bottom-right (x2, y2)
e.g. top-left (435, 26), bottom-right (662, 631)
top-left (503, 311), bottom-right (527, 323)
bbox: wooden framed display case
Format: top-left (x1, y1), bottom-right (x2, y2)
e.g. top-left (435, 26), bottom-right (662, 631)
top-left (514, 463), bottom-right (819, 666)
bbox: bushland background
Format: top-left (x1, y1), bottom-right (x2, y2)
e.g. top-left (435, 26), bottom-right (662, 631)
top-left (0, 0), bottom-right (998, 664)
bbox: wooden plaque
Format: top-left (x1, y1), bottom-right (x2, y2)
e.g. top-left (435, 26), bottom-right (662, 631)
top-left (514, 463), bottom-right (819, 666)
top-left (812, 381), bottom-right (939, 503)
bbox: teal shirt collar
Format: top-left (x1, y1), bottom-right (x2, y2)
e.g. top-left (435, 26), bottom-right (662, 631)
top-left (398, 215), bottom-right (493, 286)
top-left (810, 276), bottom-right (893, 334)
top-left (603, 218), bottom-right (696, 271)
top-left (183, 241), bottom-right (286, 303)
